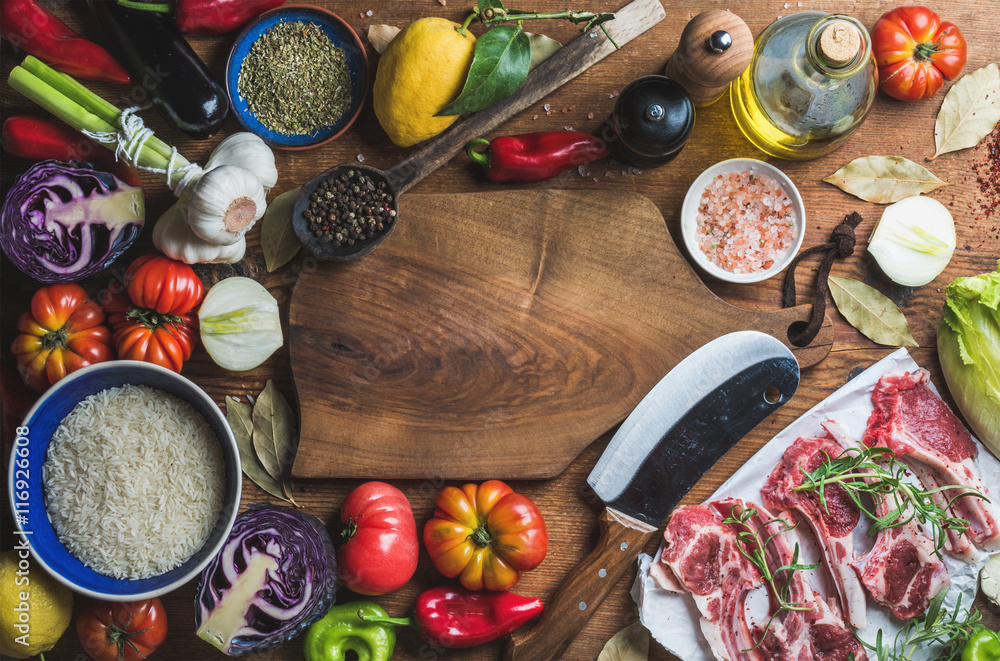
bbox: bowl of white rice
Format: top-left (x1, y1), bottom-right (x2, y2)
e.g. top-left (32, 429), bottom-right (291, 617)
top-left (7, 360), bottom-right (241, 600)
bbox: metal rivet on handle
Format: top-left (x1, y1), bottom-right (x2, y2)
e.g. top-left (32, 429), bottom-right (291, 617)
top-left (620, 542), bottom-right (629, 551)
top-left (578, 602), bottom-right (587, 610)
top-left (599, 568), bottom-right (607, 578)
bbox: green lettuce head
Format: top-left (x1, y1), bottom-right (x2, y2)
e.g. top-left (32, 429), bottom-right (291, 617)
top-left (937, 261), bottom-right (1000, 458)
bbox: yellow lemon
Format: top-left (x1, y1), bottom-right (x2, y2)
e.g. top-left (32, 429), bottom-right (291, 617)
top-left (374, 17), bottom-right (476, 147)
top-left (0, 551), bottom-right (73, 659)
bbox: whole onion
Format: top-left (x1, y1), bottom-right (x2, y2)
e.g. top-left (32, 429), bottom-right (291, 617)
top-left (1, 159), bottom-right (144, 283)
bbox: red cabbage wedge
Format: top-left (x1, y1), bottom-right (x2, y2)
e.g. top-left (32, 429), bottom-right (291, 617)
top-left (195, 504), bottom-right (337, 656)
top-left (1, 159), bottom-right (144, 283)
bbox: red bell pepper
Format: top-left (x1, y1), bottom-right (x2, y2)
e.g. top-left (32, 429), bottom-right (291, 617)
top-left (361, 586), bottom-right (543, 649)
top-left (466, 131), bottom-right (610, 183)
top-left (3, 117), bottom-right (142, 187)
top-left (0, 0), bottom-right (131, 84)
top-left (176, 0), bottom-right (287, 35)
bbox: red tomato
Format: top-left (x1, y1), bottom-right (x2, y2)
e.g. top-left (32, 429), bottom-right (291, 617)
top-left (10, 283), bottom-right (113, 392)
top-left (103, 269), bottom-right (199, 373)
top-left (338, 481), bottom-right (419, 595)
top-left (77, 598), bottom-right (167, 661)
top-left (125, 254), bottom-right (204, 315)
top-left (872, 6), bottom-right (967, 101)
top-left (111, 312), bottom-right (199, 373)
top-left (423, 480), bottom-right (548, 591)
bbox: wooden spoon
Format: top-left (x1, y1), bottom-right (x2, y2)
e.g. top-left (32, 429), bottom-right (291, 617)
top-left (291, 0), bottom-right (667, 260)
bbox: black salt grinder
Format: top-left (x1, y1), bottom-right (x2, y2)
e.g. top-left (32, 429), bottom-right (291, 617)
top-left (608, 75), bottom-right (694, 168)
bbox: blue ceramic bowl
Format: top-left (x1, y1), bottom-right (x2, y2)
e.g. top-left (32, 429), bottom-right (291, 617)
top-left (7, 361), bottom-right (241, 600)
top-left (226, 4), bottom-right (369, 149)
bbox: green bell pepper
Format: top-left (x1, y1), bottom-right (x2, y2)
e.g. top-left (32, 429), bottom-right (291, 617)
top-left (963, 628), bottom-right (1000, 661)
top-left (304, 601), bottom-right (397, 661)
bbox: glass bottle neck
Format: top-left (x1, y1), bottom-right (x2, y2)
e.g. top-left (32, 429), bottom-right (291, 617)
top-left (804, 15), bottom-right (871, 79)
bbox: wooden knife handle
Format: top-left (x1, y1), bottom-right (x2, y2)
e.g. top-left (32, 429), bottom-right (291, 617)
top-left (504, 508), bottom-right (658, 661)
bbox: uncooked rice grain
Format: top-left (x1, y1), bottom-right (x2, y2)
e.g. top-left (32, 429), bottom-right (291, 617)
top-left (43, 384), bottom-right (225, 580)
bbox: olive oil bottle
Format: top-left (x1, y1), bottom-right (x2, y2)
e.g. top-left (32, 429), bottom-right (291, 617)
top-left (730, 13), bottom-right (877, 161)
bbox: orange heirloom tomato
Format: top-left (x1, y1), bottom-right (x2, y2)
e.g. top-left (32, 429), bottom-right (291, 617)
top-left (10, 283), bottom-right (113, 392)
top-left (872, 6), bottom-right (967, 101)
top-left (103, 289), bottom-right (198, 373)
top-left (423, 480), bottom-right (548, 591)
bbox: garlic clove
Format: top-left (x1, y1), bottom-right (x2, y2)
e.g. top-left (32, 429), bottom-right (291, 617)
top-left (205, 133), bottom-right (278, 191)
top-left (187, 165), bottom-right (266, 246)
top-left (154, 202), bottom-right (247, 264)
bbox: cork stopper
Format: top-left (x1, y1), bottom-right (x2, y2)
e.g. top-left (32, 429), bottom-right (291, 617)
top-left (818, 20), bottom-right (861, 66)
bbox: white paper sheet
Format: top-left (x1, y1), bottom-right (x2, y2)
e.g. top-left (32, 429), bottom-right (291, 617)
top-left (631, 348), bottom-right (1000, 660)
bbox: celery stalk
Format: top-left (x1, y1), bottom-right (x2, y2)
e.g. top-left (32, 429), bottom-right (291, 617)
top-left (9, 57), bottom-right (198, 189)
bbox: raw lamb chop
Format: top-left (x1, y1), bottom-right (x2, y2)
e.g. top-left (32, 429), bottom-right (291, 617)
top-left (761, 434), bottom-right (868, 629)
top-left (710, 499), bottom-right (867, 661)
top-left (653, 504), bottom-right (766, 661)
top-left (863, 369), bottom-right (1000, 558)
top-left (824, 421), bottom-right (950, 620)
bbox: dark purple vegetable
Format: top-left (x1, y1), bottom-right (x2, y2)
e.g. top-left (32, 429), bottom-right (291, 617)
top-left (194, 504), bottom-right (338, 657)
top-left (1, 159), bottom-right (144, 283)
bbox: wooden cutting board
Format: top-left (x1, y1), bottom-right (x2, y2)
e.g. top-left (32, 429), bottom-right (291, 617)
top-left (288, 190), bottom-right (832, 479)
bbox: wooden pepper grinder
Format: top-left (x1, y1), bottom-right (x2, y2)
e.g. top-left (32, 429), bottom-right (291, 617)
top-left (665, 10), bottom-right (753, 108)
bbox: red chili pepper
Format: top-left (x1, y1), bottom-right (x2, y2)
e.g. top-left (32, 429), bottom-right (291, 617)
top-left (361, 586), bottom-right (543, 649)
top-left (466, 131), bottom-right (610, 183)
top-left (3, 117), bottom-right (142, 187)
top-left (175, 0), bottom-right (287, 35)
top-left (0, 0), bottom-right (131, 85)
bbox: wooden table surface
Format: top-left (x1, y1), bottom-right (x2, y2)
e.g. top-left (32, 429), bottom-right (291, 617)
top-left (2, 0), bottom-right (999, 659)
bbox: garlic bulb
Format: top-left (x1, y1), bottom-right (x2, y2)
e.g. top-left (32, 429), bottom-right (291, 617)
top-left (187, 165), bottom-right (266, 246)
top-left (153, 203), bottom-right (246, 264)
top-left (204, 133), bottom-right (278, 191)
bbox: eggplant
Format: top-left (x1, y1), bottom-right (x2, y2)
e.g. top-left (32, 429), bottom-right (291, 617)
top-left (87, 0), bottom-right (229, 139)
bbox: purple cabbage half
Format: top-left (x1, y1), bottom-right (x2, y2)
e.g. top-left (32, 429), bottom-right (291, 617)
top-left (194, 504), bottom-right (337, 656)
top-left (1, 159), bottom-right (144, 283)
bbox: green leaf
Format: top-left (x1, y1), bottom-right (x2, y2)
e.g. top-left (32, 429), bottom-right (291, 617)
top-left (828, 276), bottom-right (918, 347)
top-left (226, 396), bottom-right (296, 505)
top-left (437, 25), bottom-right (531, 116)
top-left (931, 63), bottom-right (1000, 159)
top-left (823, 156), bottom-right (949, 204)
top-left (597, 621), bottom-right (649, 661)
top-left (252, 380), bottom-right (299, 502)
top-left (260, 188), bottom-right (301, 272)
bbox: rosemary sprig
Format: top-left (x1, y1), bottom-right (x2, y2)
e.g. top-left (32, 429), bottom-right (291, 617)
top-left (861, 587), bottom-right (983, 661)
top-left (791, 445), bottom-right (987, 555)
top-left (721, 504), bottom-right (820, 650)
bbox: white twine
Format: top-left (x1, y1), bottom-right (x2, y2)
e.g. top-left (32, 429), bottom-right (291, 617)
top-left (82, 106), bottom-right (203, 198)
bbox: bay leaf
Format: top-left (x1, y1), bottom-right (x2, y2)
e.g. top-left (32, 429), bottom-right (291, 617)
top-left (823, 156), bottom-right (949, 203)
top-left (260, 188), bottom-right (301, 272)
top-left (251, 380), bottom-right (299, 501)
top-left (437, 25), bottom-right (531, 116)
top-left (526, 32), bottom-right (561, 71)
top-left (597, 621), bottom-right (649, 661)
top-left (930, 63), bottom-right (1000, 160)
top-left (828, 276), bottom-right (918, 347)
top-left (226, 396), bottom-right (296, 505)
top-left (367, 24), bottom-right (400, 54)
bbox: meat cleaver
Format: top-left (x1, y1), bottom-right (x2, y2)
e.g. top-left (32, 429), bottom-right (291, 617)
top-left (504, 330), bottom-right (799, 660)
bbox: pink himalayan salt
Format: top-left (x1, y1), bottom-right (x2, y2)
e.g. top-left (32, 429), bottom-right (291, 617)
top-left (695, 170), bottom-right (796, 274)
